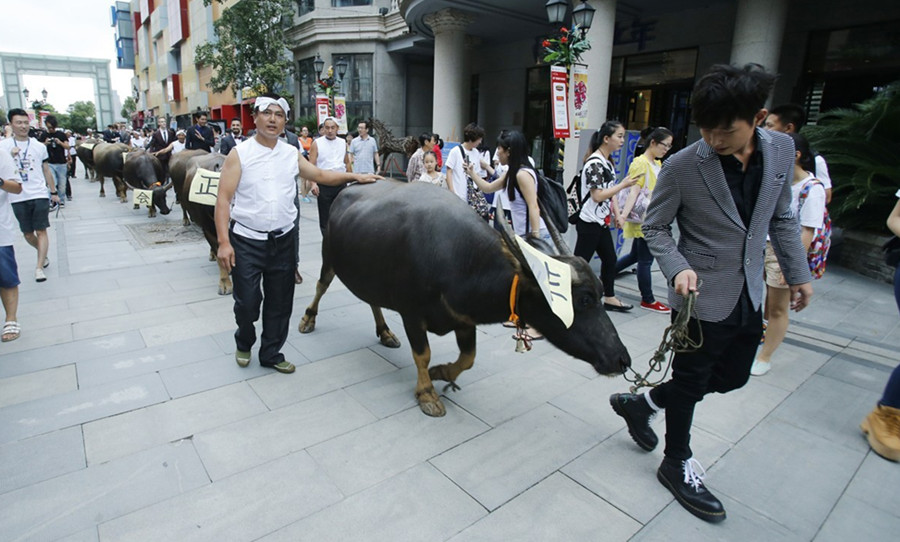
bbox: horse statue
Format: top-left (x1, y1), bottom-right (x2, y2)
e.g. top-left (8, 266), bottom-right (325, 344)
top-left (368, 118), bottom-right (418, 174)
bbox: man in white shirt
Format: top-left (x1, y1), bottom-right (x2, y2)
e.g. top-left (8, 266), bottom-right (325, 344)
top-left (0, 150), bottom-right (23, 342)
top-left (215, 95), bottom-right (379, 374)
top-left (764, 104), bottom-right (833, 203)
top-left (0, 109), bottom-right (60, 282)
top-left (308, 117), bottom-right (351, 233)
top-left (444, 123), bottom-right (485, 201)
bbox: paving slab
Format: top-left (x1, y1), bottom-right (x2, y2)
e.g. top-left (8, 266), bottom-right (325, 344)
top-left (562, 426), bottom-right (732, 524)
top-left (307, 401), bottom-right (488, 495)
top-left (75, 335), bottom-right (223, 388)
top-left (158, 353), bottom-right (272, 398)
top-left (82, 382), bottom-right (268, 465)
top-left (0, 426), bottom-right (85, 495)
top-left (813, 495), bottom-right (900, 542)
top-left (0, 441), bottom-right (209, 542)
top-left (248, 347), bottom-right (397, 410)
top-left (97, 451), bottom-right (342, 542)
top-left (0, 372), bottom-right (169, 446)
top-left (430, 403), bottom-right (603, 511)
top-left (633, 493), bottom-right (806, 542)
top-left (193, 389), bottom-right (377, 480)
top-left (0, 364), bottom-right (78, 408)
top-left (711, 418), bottom-right (864, 540)
top-left (256, 462), bottom-right (486, 542)
top-left (448, 472), bottom-right (641, 541)
top-left (817, 352), bottom-right (895, 394)
top-left (0, 330), bottom-right (146, 379)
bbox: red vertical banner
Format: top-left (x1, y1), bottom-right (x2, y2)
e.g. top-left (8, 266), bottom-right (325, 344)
top-left (315, 95), bottom-right (331, 127)
top-left (550, 65), bottom-right (570, 139)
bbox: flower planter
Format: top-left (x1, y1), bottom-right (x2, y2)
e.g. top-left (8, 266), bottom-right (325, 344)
top-left (830, 227), bottom-right (895, 284)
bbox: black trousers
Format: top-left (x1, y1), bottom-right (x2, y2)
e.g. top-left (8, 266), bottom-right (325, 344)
top-left (316, 184), bottom-right (346, 234)
top-left (230, 227), bottom-right (297, 366)
top-left (574, 219), bottom-right (617, 297)
top-left (649, 307), bottom-right (763, 460)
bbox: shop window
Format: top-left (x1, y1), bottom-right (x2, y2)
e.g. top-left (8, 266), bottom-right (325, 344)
top-left (331, 0), bottom-right (372, 6)
top-left (343, 54), bottom-right (373, 123)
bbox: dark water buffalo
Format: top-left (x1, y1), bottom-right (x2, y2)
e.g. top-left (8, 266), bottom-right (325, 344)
top-left (180, 153), bottom-right (230, 294)
top-left (75, 138), bottom-right (100, 181)
top-left (123, 149), bottom-right (171, 218)
top-left (169, 150), bottom-right (209, 226)
top-left (300, 181), bottom-right (631, 417)
top-left (92, 142), bottom-right (131, 201)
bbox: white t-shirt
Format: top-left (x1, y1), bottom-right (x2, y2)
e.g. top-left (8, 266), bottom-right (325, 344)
top-left (0, 151), bottom-right (22, 246)
top-left (578, 153), bottom-right (615, 225)
top-left (814, 155), bottom-right (831, 190)
top-left (792, 173), bottom-right (826, 229)
top-left (172, 141), bottom-right (186, 154)
top-left (445, 144), bottom-right (481, 201)
top-left (0, 137), bottom-right (50, 203)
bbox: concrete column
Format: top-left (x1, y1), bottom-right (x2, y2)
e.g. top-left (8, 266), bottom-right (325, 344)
top-left (563, 0), bottom-right (616, 182)
top-left (730, 0), bottom-right (787, 73)
top-left (425, 8), bottom-right (473, 142)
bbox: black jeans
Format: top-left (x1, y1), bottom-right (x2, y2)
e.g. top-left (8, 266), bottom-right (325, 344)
top-left (649, 308), bottom-right (763, 460)
top-left (316, 184), bottom-right (346, 234)
top-left (574, 219), bottom-right (617, 297)
top-left (230, 227), bottom-right (297, 366)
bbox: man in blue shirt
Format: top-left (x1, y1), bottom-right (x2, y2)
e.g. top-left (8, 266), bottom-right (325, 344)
top-left (348, 120), bottom-right (380, 175)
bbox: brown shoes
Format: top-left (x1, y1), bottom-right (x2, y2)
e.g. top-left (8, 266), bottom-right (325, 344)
top-left (861, 404), bottom-right (900, 462)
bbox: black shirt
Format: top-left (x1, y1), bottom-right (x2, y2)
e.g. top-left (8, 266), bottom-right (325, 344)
top-left (40, 130), bottom-right (68, 164)
top-left (718, 138), bottom-right (763, 228)
top-left (717, 136), bottom-right (764, 326)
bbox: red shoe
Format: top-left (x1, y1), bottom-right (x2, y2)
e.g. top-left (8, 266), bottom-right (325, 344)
top-left (641, 301), bottom-right (671, 314)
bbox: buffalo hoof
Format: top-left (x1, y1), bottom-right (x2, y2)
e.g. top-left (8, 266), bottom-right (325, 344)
top-left (134, 204), bottom-right (140, 210)
top-left (183, 218), bottom-right (192, 227)
top-left (416, 389), bottom-right (446, 417)
top-left (218, 282), bottom-right (233, 296)
top-left (99, 193), bottom-right (106, 198)
top-left (160, 208), bottom-right (171, 216)
top-left (209, 250), bottom-right (216, 262)
top-left (428, 364), bottom-right (450, 383)
top-left (379, 330), bottom-right (401, 349)
top-left (298, 315), bottom-right (316, 334)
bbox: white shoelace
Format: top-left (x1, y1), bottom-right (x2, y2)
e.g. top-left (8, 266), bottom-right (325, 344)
top-left (683, 458), bottom-right (707, 492)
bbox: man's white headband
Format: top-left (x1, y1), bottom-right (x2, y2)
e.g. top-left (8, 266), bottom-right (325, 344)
top-left (255, 97), bottom-right (290, 115)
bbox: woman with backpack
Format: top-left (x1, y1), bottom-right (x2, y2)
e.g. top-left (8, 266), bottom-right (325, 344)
top-left (615, 126), bottom-right (674, 314)
top-left (751, 132), bottom-right (827, 376)
top-left (464, 130), bottom-right (547, 240)
top-left (573, 121), bottom-right (637, 312)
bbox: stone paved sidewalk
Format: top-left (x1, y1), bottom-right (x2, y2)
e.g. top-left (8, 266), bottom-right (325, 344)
top-left (0, 170), bottom-right (897, 541)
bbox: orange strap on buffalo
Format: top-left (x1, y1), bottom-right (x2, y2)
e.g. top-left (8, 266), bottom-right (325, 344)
top-left (508, 274), bottom-right (520, 325)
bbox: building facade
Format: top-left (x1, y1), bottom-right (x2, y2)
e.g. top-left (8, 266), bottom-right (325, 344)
top-left (125, 0), bottom-right (900, 175)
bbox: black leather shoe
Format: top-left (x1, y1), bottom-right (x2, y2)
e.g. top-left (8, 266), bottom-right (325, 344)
top-left (657, 457), bottom-right (726, 523)
top-left (603, 302), bottom-right (634, 312)
top-left (610, 393), bottom-right (658, 451)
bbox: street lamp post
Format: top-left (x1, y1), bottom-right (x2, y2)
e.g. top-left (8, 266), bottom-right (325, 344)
top-left (543, 1), bottom-right (594, 186)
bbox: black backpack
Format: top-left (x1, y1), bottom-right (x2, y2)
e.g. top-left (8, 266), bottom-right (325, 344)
top-left (566, 156), bottom-right (601, 224)
top-left (534, 170), bottom-right (570, 234)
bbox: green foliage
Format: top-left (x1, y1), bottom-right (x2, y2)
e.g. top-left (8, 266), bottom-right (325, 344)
top-left (121, 96), bottom-right (137, 120)
top-left (57, 101), bottom-right (97, 135)
top-left (542, 26), bottom-right (592, 66)
top-left (804, 82), bottom-right (900, 232)
top-left (195, 0), bottom-right (294, 95)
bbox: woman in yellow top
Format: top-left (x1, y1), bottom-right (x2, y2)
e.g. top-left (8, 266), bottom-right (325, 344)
top-left (615, 127), bottom-right (674, 313)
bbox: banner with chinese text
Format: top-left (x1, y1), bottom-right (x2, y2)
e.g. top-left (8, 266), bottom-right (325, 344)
top-left (550, 65), bottom-right (570, 139)
top-left (572, 65), bottom-right (588, 135)
top-left (315, 95), bottom-right (330, 127)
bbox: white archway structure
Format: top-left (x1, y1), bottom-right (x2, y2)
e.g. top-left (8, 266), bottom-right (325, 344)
top-left (0, 52), bottom-right (115, 129)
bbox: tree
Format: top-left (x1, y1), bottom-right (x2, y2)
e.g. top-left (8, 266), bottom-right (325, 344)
top-left (57, 101), bottom-right (97, 135)
top-left (121, 96), bottom-right (137, 121)
top-left (805, 82), bottom-right (900, 232)
top-left (195, 0), bottom-right (294, 95)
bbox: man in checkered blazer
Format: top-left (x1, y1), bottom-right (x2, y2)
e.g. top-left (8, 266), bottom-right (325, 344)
top-left (610, 64), bottom-right (813, 523)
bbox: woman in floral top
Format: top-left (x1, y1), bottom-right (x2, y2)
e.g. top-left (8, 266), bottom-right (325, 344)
top-left (574, 120), bottom-right (637, 312)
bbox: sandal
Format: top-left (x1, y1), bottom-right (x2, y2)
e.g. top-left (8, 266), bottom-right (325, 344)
top-left (2, 321), bottom-right (21, 342)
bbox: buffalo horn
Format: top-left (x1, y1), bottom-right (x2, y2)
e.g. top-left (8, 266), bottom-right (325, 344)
top-left (539, 206), bottom-right (573, 257)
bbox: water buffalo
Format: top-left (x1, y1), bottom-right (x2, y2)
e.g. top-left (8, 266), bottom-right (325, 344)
top-left (122, 149), bottom-right (171, 218)
top-left (75, 138), bottom-right (100, 181)
top-left (299, 181), bottom-right (631, 417)
top-left (169, 150), bottom-right (209, 226)
top-left (92, 142), bottom-right (131, 201)
top-left (180, 153), bottom-right (230, 294)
